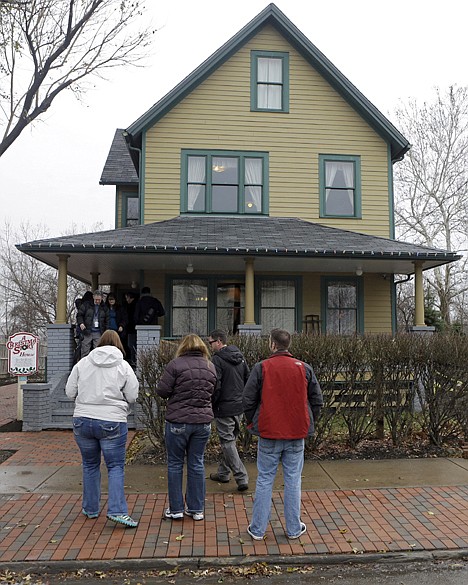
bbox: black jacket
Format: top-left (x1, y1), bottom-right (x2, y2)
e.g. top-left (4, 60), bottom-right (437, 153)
top-left (211, 345), bottom-right (250, 417)
top-left (77, 302), bottom-right (109, 334)
top-left (134, 294), bottom-right (165, 325)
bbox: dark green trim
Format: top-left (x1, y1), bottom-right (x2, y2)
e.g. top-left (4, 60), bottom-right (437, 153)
top-left (121, 191), bottom-right (139, 227)
top-left (320, 276), bottom-right (364, 334)
top-left (388, 144), bottom-right (395, 239)
top-left (319, 154), bottom-right (362, 218)
top-left (250, 50), bottom-right (289, 113)
top-left (254, 275), bottom-right (301, 331)
top-left (391, 276), bottom-right (397, 336)
top-left (140, 133), bottom-right (146, 224)
top-left (125, 4), bottom-right (409, 160)
top-left (181, 149), bottom-right (269, 215)
top-left (114, 190), bottom-right (119, 228)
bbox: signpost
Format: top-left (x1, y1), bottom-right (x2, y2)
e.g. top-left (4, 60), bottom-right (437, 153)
top-left (6, 332), bottom-right (39, 421)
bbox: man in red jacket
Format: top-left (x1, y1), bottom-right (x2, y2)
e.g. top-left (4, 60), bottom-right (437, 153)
top-left (243, 328), bottom-right (322, 541)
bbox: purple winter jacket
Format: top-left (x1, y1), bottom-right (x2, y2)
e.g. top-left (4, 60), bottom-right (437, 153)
top-left (156, 350), bottom-right (217, 424)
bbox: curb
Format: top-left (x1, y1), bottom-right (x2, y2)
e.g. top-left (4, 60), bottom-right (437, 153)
top-left (2, 549), bottom-right (468, 575)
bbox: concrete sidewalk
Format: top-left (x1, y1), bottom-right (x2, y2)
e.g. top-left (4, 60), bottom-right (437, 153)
top-left (1, 381), bottom-right (468, 569)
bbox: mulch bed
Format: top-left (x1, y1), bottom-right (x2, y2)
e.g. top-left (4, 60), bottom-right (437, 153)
top-left (126, 431), bottom-right (463, 465)
top-left (0, 450), bottom-right (17, 464)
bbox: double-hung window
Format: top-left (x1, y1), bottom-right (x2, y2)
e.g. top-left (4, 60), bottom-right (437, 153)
top-left (319, 155), bottom-right (361, 218)
top-left (181, 150), bottom-right (268, 214)
top-left (251, 51), bottom-right (289, 112)
top-left (321, 277), bottom-right (363, 334)
top-left (121, 192), bottom-right (139, 227)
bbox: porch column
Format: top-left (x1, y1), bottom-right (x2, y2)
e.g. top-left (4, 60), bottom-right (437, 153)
top-left (244, 257), bottom-right (255, 325)
top-left (56, 254), bottom-right (69, 324)
top-left (413, 261), bottom-right (425, 326)
top-left (91, 272), bottom-right (100, 291)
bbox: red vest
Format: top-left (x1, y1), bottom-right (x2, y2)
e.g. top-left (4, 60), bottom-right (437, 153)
top-left (258, 353), bottom-right (310, 439)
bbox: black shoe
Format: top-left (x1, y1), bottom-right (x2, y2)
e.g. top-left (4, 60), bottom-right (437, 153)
top-left (237, 484), bottom-right (249, 492)
top-left (209, 473), bottom-right (230, 483)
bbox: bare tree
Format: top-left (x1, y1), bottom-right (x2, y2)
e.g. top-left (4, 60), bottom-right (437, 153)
top-left (0, 0), bottom-right (154, 156)
top-left (0, 221), bottom-right (84, 336)
top-left (394, 86), bottom-right (468, 326)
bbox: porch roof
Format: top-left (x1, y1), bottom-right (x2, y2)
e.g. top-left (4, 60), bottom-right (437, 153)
top-left (17, 216), bottom-right (461, 285)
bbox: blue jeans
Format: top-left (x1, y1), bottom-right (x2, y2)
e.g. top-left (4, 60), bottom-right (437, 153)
top-left (250, 437), bottom-right (305, 538)
top-left (72, 417), bottom-right (128, 516)
top-left (165, 421), bottom-right (211, 514)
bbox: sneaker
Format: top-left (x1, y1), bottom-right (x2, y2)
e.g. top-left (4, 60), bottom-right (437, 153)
top-left (247, 525), bottom-right (264, 541)
top-left (82, 509), bottom-right (98, 519)
top-left (185, 509), bottom-right (204, 521)
top-left (237, 484), bottom-right (249, 492)
top-left (164, 508), bottom-right (184, 520)
top-left (209, 473), bottom-right (230, 483)
top-left (288, 522), bottom-right (307, 539)
top-left (106, 514), bottom-right (138, 528)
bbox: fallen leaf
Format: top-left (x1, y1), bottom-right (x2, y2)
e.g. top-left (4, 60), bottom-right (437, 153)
top-left (175, 534), bottom-right (184, 541)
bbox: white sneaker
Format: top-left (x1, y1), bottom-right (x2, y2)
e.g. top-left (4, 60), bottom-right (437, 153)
top-left (288, 522), bottom-right (307, 539)
top-left (247, 525), bottom-right (264, 540)
top-left (164, 508), bottom-right (183, 520)
top-left (184, 509), bottom-right (204, 521)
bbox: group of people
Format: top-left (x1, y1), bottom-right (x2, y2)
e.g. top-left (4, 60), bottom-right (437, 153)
top-left (74, 287), bottom-right (165, 365)
top-left (65, 325), bottom-right (323, 540)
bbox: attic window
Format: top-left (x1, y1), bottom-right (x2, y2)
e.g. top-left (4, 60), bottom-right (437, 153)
top-left (251, 51), bottom-right (289, 113)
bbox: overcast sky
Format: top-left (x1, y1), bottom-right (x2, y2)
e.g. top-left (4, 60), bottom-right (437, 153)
top-left (1, 0), bottom-right (467, 239)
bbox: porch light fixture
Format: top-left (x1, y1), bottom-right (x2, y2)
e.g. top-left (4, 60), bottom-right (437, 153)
top-left (355, 267), bottom-right (363, 276)
top-left (186, 263), bottom-right (194, 274)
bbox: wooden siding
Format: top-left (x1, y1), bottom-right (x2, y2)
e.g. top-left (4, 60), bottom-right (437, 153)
top-left (143, 25), bottom-right (391, 237)
top-left (363, 275), bottom-right (393, 333)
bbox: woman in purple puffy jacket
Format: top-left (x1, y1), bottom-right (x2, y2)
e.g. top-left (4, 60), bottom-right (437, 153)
top-left (156, 334), bottom-right (217, 521)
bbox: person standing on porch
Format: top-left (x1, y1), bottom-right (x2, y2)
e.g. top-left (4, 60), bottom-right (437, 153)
top-left (243, 328), bottom-right (323, 540)
top-left (207, 329), bottom-right (250, 492)
top-left (65, 330), bottom-right (139, 528)
top-left (77, 290), bottom-right (109, 357)
top-left (134, 286), bottom-right (165, 326)
top-left (156, 334), bottom-right (217, 521)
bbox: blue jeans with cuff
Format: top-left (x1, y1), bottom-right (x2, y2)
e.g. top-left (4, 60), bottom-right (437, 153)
top-left (249, 437), bottom-right (305, 538)
top-left (165, 421), bottom-right (211, 514)
top-left (72, 417), bottom-right (128, 516)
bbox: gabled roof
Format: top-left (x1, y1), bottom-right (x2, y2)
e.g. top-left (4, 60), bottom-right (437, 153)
top-left (99, 129), bottom-right (139, 186)
top-left (125, 3), bottom-right (410, 162)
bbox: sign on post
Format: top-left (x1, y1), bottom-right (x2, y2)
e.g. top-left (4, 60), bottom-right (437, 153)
top-left (6, 332), bottom-right (39, 421)
top-left (7, 332), bottom-right (39, 375)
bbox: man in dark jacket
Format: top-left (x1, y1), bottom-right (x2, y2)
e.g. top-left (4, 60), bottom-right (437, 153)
top-left (134, 287), bottom-right (165, 326)
top-left (76, 290), bottom-right (109, 357)
top-left (208, 329), bottom-right (250, 491)
top-left (243, 328), bottom-right (323, 541)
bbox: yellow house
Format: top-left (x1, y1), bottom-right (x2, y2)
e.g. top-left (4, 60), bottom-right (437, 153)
top-left (19, 3), bottom-right (460, 341)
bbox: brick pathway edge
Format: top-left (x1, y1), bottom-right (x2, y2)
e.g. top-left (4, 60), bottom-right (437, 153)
top-left (2, 549), bottom-right (468, 575)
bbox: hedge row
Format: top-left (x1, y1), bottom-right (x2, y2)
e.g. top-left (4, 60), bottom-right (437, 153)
top-left (137, 333), bottom-right (468, 450)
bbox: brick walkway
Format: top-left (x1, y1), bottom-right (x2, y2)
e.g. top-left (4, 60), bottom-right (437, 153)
top-left (1, 391), bottom-right (468, 565)
top-left (1, 486), bottom-right (468, 562)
